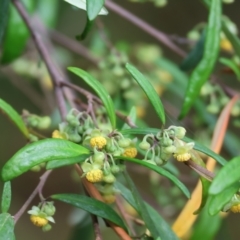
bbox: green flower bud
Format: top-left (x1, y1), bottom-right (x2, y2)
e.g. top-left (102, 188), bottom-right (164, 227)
top-left (42, 203), bottom-right (56, 216)
top-left (31, 165), bottom-right (41, 172)
top-left (139, 141), bottom-right (151, 150)
top-left (92, 163), bottom-right (102, 170)
top-left (111, 165), bottom-right (120, 174)
top-left (69, 134), bottom-right (81, 143)
top-left (103, 173), bottom-right (116, 183)
top-left (160, 138), bottom-right (173, 147)
top-left (93, 152), bottom-right (105, 164)
top-left (207, 104), bottom-right (220, 114)
top-left (154, 157), bottom-right (165, 166)
top-left (37, 116), bottom-right (51, 130)
top-left (42, 224), bottom-right (52, 232)
top-left (118, 138), bottom-right (131, 148)
top-left (164, 145), bottom-right (176, 154)
top-left (174, 127), bottom-right (186, 140)
top-left (231, 104), bottom-right (240, 117)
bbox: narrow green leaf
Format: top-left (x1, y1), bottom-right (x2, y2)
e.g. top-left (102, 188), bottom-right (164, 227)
top-left (120, 128), bottom-right (227, 166)
top-left (115, 156), bottom-right (190, 198)
top-left (64, 0), bottom-right (108, 16)
top-left (68, 67), bottom-right (116, 128)
top-left (1, 0), bottom-right (35, 63)
top-left (46, 154), bottom-right (90, 170)
top-left (0, 213), bottom-right (15, 240)
top-left (121, 107), bottom-right (137, 130)
top-left (191, 200), bottom-right (222, 240)
top-left (179, 0), bottom-right (221, 119)
top-left (125, 63), bottom-right (165, 125)
top-left (1, 139), bottom-right (90, 181)
top-left (219, 57), bottom-right (240, 80)
top-left (87, 0), bottom-right (105, 21)
top-left (0, 98), bottom-right (29, 138)
top-left (123, 172), bottom-right (161, 239)
top-left (1, 182), bottom-right (11, 213)
top-left (208, 183), bottom-right (240, 216)
top-left (180, 29), bottom-right (206, 71)
top-left (115, 182), bottom-right (179, 240)
top-left (209, 156), bottom-right (240, 195)
top-left (0, 0), bottom-right (10, 44)
top-left (51, 194), bottom-right (126, 230)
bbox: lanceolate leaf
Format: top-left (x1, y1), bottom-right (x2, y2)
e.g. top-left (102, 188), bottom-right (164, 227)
top-left (1, 182), bottom-right (11, 213)
top-left (0, 98), bottom-right (29, 138)
top-left (115, 156), bottom-right (190, 198)
top-left (208, 183), bottom-right (240, 216)
top-left (125, 63), bottom-right (165, 125)
top-left (1, 0), bottom-right (35, 63)
top-left (120, 128), bottom-right (227, 166)
top-left (209, 156), bottom-right (240, 195)
top-left (179, 0), bottom-right (221, 119)
top-left (0, 0), bottom-right (10, 44)
top-left (46, 154), bottom-right (90, 170)
top-left (115, 182), bottom-right (179, 240)
top-left (68, 67), bottom-right (116, 128)
top-left (87, 0), bottom-right (105, 21)
top-left (123, 172), bottom-right (161, 239)
top-left (0, 213), bottom-right (15, 240)
top-left (1, 139), bottom-right (90, 181)
top-left (51, 194), bottom-right (126, 230)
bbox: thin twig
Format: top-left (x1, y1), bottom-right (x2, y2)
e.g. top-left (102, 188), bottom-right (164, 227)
top-left (91, 214), bottom-right (102, 240)
top-left (184, 160), bottom-right (215, 181)
top-left (14, 170), bottom-right (52, 223)
top-left (105, 0), bottom-right (186, 57)
top-left (12, 0), bottom-right (67, 120)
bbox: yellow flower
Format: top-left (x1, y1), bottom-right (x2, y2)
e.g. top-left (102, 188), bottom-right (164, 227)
top-left (173, 140), bottom-right (194, 162)
top-left (90, 136), bottom-right (107, 149)
top-left (52, 130), bottom-right (66, 139)
top-left (220, 39), bottom-right (233, 52)
top-left (123, 147), bottom-right (137, 158)
top-left (30, 215), bottom-right (48, 227)
top-left (230, 204), bottom-right (240, 213)
top-left (173, 152), bottom-right (191, 162)
top-left (86, 169), bottom-right (103, 183)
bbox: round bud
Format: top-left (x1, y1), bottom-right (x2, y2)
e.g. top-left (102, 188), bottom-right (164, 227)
top-left (118, 138), bottom-right (131, 148)
top-left (111, 165), bottom-right (120, 174)
top-left (69, 134), bottom-right (81, 143)
top-left (231, 105), bottom-right (240, 117)
top-left (42, 204), bottom-right (56, 216)
top-left (161, 138), bottom-right (173, 147)
top-left (42, 224), bottom-right (52, 232)
top-left (139, 141), bottom-right (151, 150)
top-left (93, 152), bottom-right (105, 164)
top-left (69, 118), bottom-right (80, 127)
top-left (66, 114), bottom-right (75, 123)
top-left (31, 165), bottom-right (41, 172)
top-left (154, 157), bottom-right (164, 166)
top-left (174, 127), bottom-right (186, 139)
top-left (164, 145), bottom-right (176, 154)
top-left (37, 116), bottom-right (51, 130)
top-left (103, 174), bottom-right (116, 184)
top-left (206, 104), bottom-right (220, 114)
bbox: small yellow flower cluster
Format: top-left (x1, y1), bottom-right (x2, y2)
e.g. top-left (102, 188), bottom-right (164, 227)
top-left (173, 152), bottom-right (191, 162)
top-left (90, 136), bottom-right (107, 149)
top-left (30, 215), bottom-right (48, 227)
top-left (123, 147), bottom-right (137, 158)
top-left (220, 39), bottom-right (233, 52)
top-left (52, 130), bottom-right (66, 139)
top-left (230, 204), bottom-right (240, 213)
top-left (86, 169), bottom-right (103, 183)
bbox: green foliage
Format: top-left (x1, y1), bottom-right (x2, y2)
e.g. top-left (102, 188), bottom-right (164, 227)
top-left (179, 0), bottom-right (221, 118)
top-left (0, 98), bottom-right (29, 138)
top-left (126, 63), bottom-right (166, 125)
top-left (1, 182), bottom-right (11, 213)
top-left (86, 0), bottom-right (105, 21)
top-left (219, 57), bottom-right (240, 80)
top-left (115, 182), bottom-right (179, 240)
top-left (116, 156), bottom-right (190, 198)
top-left (209, 156), bottom-right (240, 195)
top-left (208, 183), bottom-right (240, 215)
top-left (1, 0), bottom-right (35, 63)
top-left (68, 67), bottom-right (116, 128)
top-left (0, 213), bottom-right (15, 240)
top-left (1, 139), bottom-right (90, 181)
top-left (51, 194), bottom-right (127, 230)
